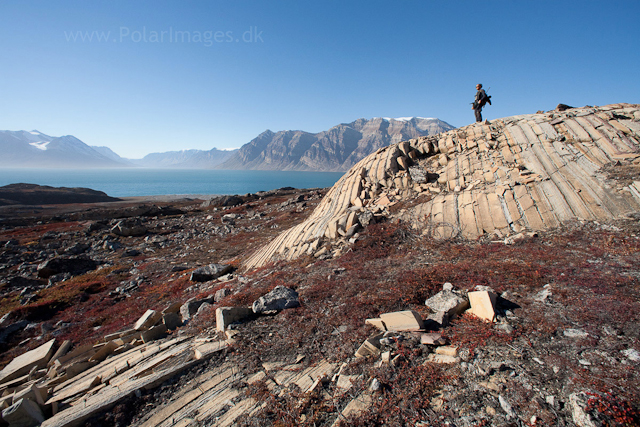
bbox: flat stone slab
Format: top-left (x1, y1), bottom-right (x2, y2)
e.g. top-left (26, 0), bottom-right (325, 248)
top-left (380, 310), bottom-right (425, 331)
top-left (0, 339), bottom-right (56, 385)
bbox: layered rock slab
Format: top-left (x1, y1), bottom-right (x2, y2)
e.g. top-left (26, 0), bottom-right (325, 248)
top-left (244, 104), bottom-right (640, 269)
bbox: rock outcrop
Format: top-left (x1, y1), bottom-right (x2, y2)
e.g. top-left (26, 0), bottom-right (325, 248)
top-left (244, 104), bottom-right (640, 269)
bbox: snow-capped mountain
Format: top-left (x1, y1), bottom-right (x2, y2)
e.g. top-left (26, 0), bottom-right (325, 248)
top-left (0, 130), bottom-right (129, 168)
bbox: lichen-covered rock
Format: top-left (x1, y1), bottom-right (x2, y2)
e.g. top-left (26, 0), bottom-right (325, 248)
top-left (111, 219), bottom-right (147, 237)
top-left (252, 286), bottom-right (300, 314)
top-left (190, 263), bottom-right (231, 282)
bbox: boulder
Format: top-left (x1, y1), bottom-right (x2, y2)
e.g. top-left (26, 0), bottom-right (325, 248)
top-left (190, 264), bottom-right (232, 282)
top-left (425, 283), bottom-right (469, 326)
top-left (202, 195), bottom-right (243, 208)
top-left (180, 297), bottom-right (213, 322)
top-left (162, 312), bottom-right (182, 331)
top-left (216, 307), bottom-right (254, 332)
top-left (110, 219), bottom-right (147, 237)
top-left (1, 398), bottom-right (45, 427)
top-left (37, 257), bottom-right (98, 279)
top-left (252, 286), bottom-right (300, 314)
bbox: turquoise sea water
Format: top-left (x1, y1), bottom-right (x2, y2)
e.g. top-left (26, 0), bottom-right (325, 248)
top-left (0, 168), bottom-right (345, 198)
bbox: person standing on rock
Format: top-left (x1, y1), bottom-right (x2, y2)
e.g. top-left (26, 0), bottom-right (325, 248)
top-left (472, 83), bottom-right (489, 122)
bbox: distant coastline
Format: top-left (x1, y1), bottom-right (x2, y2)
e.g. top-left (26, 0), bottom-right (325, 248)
top-left (0, 168), bottom-right (345, 198)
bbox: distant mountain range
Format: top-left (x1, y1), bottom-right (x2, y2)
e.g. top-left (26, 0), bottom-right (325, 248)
top-left (0, 117), bottom-right (454, 171)
top-left (218, 117), bottom-right (454, 171)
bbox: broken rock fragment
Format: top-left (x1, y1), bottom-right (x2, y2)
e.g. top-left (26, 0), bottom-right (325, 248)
top-left (252, 286), bottom-right (299, 314)
top-left (216, 307), bottom-right (253, 332)
top-left (37, 257), bottom-right (98, 279)
top-left (2, 398), bottom-right (45, 427)
top-left (425, 283), bottom-right (469, 327)
top-left (467, 290), bottom-right (498, 322)
top-left (379, 310), bottom-right (425, 332)
top-left (355, 333), bottom-right (383, 358)
top-left (0, 339), bottom-right (56, 385)
top-left (134, 309), bottom-right (163, 331)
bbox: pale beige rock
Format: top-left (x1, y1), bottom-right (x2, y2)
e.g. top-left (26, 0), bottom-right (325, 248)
top-left (216, 307), bottom-right (253, 332)
top-left (134, 309), bottom-right (163, 331)
top-left (0, 339), bottom-right (56, 385)
top-left (48, 340), bottom-right (72, 367)
top-left (12, 383), bottom-right (47, 407)
top-left (364, 318), bottom-right (387, 331)
top-left (380, 310), bottom-right (425, 331)
top-left (468, 291), bottom-right (498, 322)
top-left (2, 398), bottom-right (45, 427)
top-left (355, 334), bottom-right (383, 358)
top-left (162, 301), bottom-right (182, 315)
top-left (243, 104), bottom-right (640, 270)
top-left (335, 374), bottom-right (359, 391)
top-left (336, 392), bottom-right (372, 423)
top-left (435, 346), bottom-right (458, 357)
top-left (420, 333), bottom-right (446, 345)
top-left (89, 341), bottom-right (117, 363)
top-left (426, 354), bottom-right (460, 364)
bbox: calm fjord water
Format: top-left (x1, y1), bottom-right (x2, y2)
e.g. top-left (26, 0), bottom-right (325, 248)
top-left (0, 169), bottom-right (345, 198)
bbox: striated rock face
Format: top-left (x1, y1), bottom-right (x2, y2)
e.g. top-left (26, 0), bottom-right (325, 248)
top-left (218, 117), bottom-right (454, 171)
top-left (244, 103), bottom-right (640, 269)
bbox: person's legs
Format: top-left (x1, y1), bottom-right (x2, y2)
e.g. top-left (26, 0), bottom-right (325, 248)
top-left (474, 108), bottom-right (482, 122)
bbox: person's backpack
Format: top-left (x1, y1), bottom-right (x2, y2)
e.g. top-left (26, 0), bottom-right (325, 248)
top-left (479, 91), bottom-right (492, 108)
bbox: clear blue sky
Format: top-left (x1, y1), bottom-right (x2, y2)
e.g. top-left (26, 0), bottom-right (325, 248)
top-left (1, 0), bottom-right (639, 158)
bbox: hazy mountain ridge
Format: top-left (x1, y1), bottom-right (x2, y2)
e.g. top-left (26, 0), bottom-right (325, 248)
top-left (1, 117), bottom-right (454, 170)
top-left (218, 117), bottom-right (455, 171)
top-left (0, 130), bottom-right (125, 168)
top-left (131, 148), bottom-right (237, 168)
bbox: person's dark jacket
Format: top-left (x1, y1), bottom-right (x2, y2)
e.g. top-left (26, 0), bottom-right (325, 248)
top-left (474, 89), bottom-right (488, 109)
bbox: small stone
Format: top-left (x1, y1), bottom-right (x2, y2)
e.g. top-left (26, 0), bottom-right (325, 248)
top-left (569, 392), bottom-right (598, 427)
top-left (162, 312), bottom-right (182, 331)
top-left (140, 324), bottom-right (167, 343)
top-left (564, 329), bottom-right (588, 338)
top-left (420, 333), bottom-right (445, 345)
top-left (365, 318), bottom-right (387, 331)
top-left (622, 348), bottom-right (640, 362)
top-left (214, 288), bottom-right (231, 302)
top-left (426, 354), bottom-right (459, 364)
top-left (535, 289), bottom-right (553, 303)
top-left (435, 346), bottom-right (458, 357)
top-left (370, 378), bottom-right (381, 391)
top-left (499, 395), bottom-right (516, 418)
